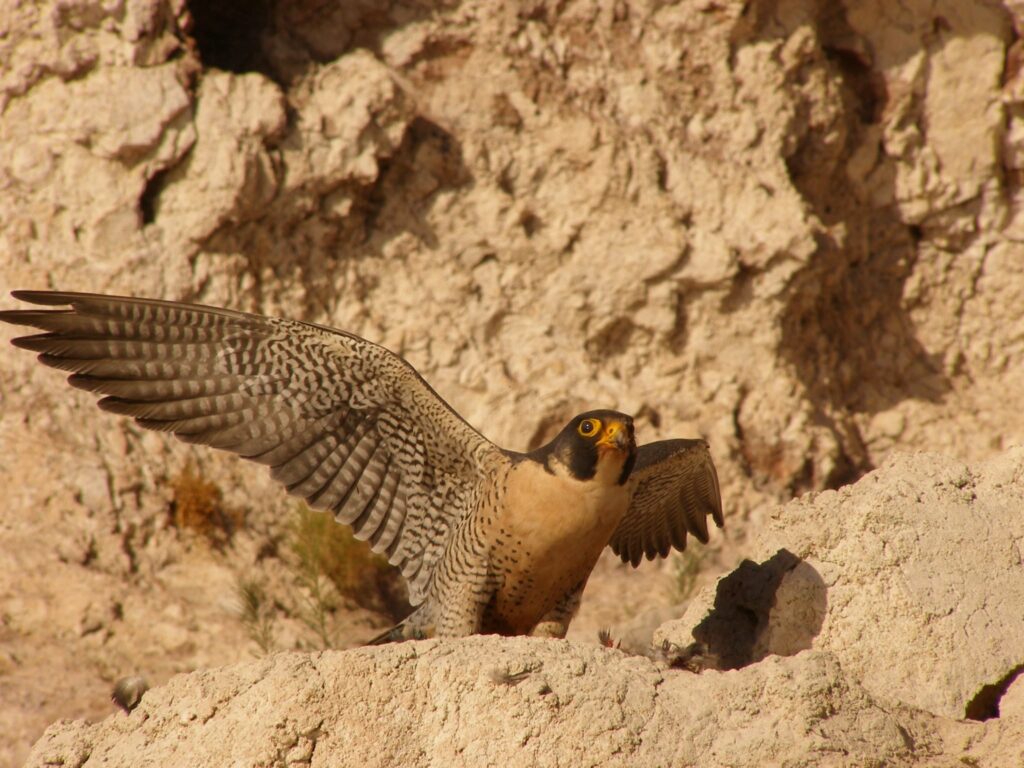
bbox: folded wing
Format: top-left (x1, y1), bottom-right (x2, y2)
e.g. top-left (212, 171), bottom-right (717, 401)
top-left (610, 438), bottom-right (724, 566)
top-left (0, 290), bottom-right (502, 604)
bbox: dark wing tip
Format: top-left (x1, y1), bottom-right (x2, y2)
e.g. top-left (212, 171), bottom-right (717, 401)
top-left (96, 395), bottom-right (135, 413)
top-left (712, 505), bottom-right (725, 529)
top-left (1, 292), bottom-right (77, 333)
top-left (0, 312), bottom-right (50, 333)
top-left (706, 454), bottom-right (724, 529)
top-left (609, 540), bottom-right (641, 568)
top-left (8, 333), bottom-right (53, 350)
top-left (9, 290), bottom-right (77, 305)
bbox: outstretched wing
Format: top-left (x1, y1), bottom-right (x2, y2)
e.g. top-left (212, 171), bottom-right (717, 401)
top-left (610, 438), bottom-right (723, 567)
top-left (0, 290), bottom-right (503, 604)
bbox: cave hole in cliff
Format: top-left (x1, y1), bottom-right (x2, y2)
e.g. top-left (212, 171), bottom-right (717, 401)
top-left (187, 0), bottom-right (272, 74)
top-left (140, 167), bottom-right (172, 225)
top-left (965, 663), bottom-right (1024, 721)
top-left (690, 549), bottom-right (826, 670)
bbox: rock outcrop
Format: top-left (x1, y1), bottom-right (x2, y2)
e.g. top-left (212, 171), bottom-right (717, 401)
top-left (657, 449), bottom-right (1024, 723)
top-left (26, 450), bottom-right (1024, 767)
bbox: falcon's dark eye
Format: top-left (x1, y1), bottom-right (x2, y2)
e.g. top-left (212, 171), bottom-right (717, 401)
top-left (577, 418), bottom-right (600, 437)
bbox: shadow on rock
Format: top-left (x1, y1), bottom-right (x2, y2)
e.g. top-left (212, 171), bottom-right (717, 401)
top-left (692, 548), bottom-right (827, 670)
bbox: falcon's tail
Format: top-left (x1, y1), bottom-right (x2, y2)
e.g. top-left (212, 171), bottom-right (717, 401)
top-left (366, 607), bottom-right (431, 646)
top-left (366, 623), bottom-right (406, 645)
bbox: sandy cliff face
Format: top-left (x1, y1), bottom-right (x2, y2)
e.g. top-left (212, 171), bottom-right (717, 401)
top-left (1, 0), bottom-right (1022, 765)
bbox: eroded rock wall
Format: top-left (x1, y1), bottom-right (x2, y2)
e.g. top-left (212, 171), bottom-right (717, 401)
top-left (1, 1), bottom-right (1022, 765)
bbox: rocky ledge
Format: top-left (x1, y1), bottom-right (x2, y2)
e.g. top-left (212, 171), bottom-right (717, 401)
top-left (27, 449), bottom-right (1024, 767)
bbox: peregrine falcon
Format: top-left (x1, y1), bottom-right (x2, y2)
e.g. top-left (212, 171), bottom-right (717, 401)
top-left (0, 291), bottom-right (723, 641)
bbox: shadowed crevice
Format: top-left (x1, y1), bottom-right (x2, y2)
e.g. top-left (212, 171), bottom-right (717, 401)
top-left (187, 0), bottom-right (272, 75)
top-left (692, 548), bottom-right (827, 670)
top-left (140, 166), bottom-right (173, 225)
top-left (730, 0), bottom-right (955, 494)
top-left (965, 663), bottom-right (1024, 721)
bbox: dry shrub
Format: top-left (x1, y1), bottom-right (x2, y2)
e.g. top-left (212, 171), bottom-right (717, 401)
top-left (289, 505), bottom-right (407, 626)
top-left (675, 548), bottom-right (705, 602)
top-left (236, 576), bottom-right (276, 656)
top-left (169, 462), bottom-right (245, 548)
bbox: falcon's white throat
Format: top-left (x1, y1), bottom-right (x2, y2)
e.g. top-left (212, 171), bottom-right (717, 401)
top-left (593, 446), bottom-right (631, 486)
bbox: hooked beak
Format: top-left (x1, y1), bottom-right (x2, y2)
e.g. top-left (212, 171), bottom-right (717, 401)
top-left (596, 419), bottom-right (631, 452)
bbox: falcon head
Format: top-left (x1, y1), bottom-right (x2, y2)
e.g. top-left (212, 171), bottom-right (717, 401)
top-left (537, 410), bottom-right (637, 485)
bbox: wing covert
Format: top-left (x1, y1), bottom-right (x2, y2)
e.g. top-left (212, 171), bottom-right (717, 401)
top-left (0, 290), bottom-right (502, 603)
top-left (611, 438), bottom-right (724, 567)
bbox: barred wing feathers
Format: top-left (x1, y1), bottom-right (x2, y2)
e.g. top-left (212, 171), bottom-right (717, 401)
top-left (0, 290), bottom-right (501, 604)
top-left (611, 438), bottom-right (724, 566)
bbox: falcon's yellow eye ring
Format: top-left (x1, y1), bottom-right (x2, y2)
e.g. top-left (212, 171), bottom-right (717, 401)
top-left (578, 418), bottom-right (601, 437)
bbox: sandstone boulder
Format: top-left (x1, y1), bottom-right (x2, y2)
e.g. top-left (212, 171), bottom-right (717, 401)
top-left (657, 449), bottom-right (1024, 722)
